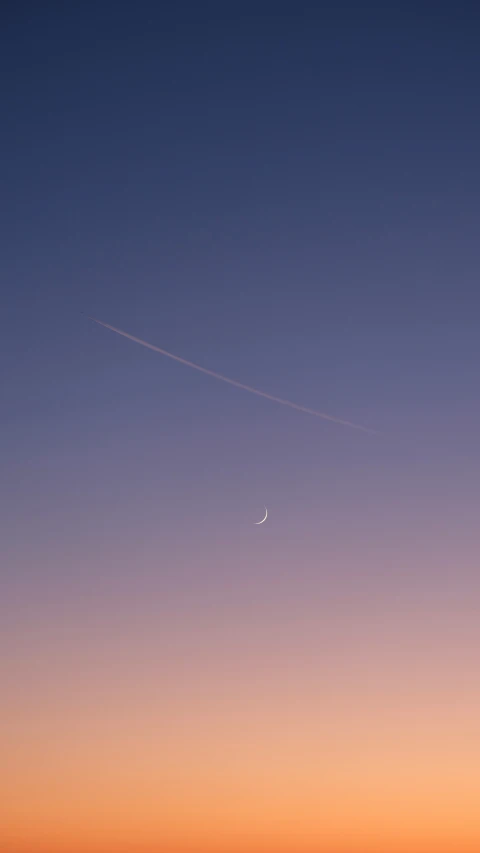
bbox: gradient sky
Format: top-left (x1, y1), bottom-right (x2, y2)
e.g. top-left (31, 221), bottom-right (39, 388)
top-left (2, 3), bottom-right (480, 852)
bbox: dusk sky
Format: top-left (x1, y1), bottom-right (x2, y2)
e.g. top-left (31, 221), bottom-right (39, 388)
top-left (2, 3), bottom-right (480, 852)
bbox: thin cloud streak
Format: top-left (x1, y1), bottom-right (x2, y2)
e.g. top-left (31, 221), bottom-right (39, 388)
top-left (88, 316), bottom-right (377, 434)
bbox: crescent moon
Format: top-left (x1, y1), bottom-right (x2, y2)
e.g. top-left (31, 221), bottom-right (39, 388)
top-left (254, 506), bottom-right (268, 525)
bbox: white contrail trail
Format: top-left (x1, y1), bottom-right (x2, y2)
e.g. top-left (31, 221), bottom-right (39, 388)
top-left (87, 316), bottom-right (376, 434)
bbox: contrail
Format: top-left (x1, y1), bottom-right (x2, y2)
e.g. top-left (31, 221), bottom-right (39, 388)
top-left (87, 316), bottom-right (376, 434)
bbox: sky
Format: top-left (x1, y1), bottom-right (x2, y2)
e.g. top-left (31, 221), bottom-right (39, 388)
top-left (2, 2), bottom-right (480, 852)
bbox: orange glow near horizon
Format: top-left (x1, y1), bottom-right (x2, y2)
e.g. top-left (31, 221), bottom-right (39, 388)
top-left (3, 562), bottom-right (480, 853)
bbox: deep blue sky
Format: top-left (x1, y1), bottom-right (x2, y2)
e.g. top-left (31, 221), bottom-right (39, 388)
top-left (3, 0), bottom-right (480, 570)
top-left (3, 5), bottom-right (480, 397)
top-left (3, 1), bottom-right (480, 526)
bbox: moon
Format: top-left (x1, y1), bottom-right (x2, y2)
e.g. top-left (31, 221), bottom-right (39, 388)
top-left (254, 506), bottom-right (268, 525)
